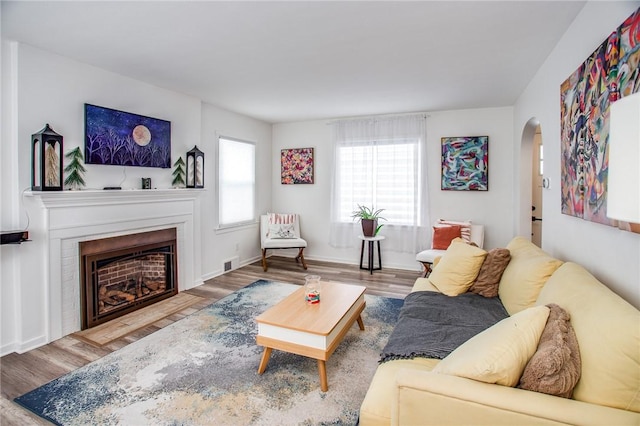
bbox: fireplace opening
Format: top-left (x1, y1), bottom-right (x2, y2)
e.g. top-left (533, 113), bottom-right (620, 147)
top-left (80, 228), bottom-right (178, 329)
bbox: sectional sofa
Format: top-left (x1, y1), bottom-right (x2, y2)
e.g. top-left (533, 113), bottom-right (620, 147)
top-left (360, 236), bottom-right (640, 425)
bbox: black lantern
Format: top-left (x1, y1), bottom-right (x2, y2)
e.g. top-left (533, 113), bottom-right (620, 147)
top-left (31, 124), bottom-right (63, 191)
top-left (186, 145), bottom-right (204, 188)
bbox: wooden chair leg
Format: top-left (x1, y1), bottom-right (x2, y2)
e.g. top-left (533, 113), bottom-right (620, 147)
top-left (262, 249), bottom-right (268, 272)
top-left (296, 248), bottom-right (308, 270)
top-left (421, 262), bottom-right (432, 278)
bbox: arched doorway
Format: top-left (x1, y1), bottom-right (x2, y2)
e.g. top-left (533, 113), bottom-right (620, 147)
top-left (518, 118), bottom-right (543, 246)
top-left (531, 126), bottom-right (543, 247)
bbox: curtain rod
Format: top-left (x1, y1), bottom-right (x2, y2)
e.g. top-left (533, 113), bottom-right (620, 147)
top-left (325, 112), bottom-right (430, 125)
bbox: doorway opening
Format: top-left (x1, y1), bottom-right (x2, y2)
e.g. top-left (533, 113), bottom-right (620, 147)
top-left (519, 118), bottom-right (544, 247)
top-left (531, 126), bottom-right (543, 247)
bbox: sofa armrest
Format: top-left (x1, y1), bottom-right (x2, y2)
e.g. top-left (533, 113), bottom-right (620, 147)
top-left (392, 369), bottom-right (640, 426)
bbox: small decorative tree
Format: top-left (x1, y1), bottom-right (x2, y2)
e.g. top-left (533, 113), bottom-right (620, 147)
top-left (172, 156), bottom-right (186, 188)
top-left (63, 147), bottom-right (86, 190)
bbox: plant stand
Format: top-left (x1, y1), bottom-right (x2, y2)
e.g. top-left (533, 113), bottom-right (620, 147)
top-left (358, 235), bottom-right (385, 274)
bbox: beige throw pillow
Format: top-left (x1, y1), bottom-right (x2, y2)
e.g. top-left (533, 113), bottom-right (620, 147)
top-left (468, 248), bottom-right (511, 298)
top-left (499, 237), bottom-right (563, 315)
top-left (518, 304), bottom-right (581, 398)
top-left (428, 238), bottom-right (487, 296)
top-left (433, 305), bottom-right (550, 387)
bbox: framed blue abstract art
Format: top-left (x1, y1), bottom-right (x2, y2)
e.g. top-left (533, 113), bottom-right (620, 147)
top-left (441, 136), bottom-right (489, 191)
top-left (85, 104), bottom-right (171, 168)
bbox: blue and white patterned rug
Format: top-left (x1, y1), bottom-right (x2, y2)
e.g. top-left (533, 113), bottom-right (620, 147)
top-left (15, 280), bottom-right (403, 425)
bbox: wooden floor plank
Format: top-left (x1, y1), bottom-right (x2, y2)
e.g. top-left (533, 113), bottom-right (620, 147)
top-left (73, 293), bottom-right (203, 346)
top-left (0, 256), bottom-right (419, 424)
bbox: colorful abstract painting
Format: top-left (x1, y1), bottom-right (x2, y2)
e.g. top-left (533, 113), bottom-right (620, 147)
top-left (441, 136), bottom-right (488, 191)
top-left (560, 8), bottom-right (640, 225)
top-left (281, 147), bottom-right (314, 184)
top-left (85, 104), bottom-right (171, 168)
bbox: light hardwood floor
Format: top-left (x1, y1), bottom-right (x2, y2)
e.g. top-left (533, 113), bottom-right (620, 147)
top-left (0, 256), bottom-right (419, 425)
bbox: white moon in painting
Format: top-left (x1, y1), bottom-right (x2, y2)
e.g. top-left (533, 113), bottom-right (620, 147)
top-left (132, 125), bottom-right (151, 146)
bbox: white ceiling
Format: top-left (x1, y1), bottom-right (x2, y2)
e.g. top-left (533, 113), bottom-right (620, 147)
top-left (1, 1), bottom-right (585, 123)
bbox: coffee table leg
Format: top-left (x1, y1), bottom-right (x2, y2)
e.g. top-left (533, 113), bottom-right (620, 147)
top-left (258, 347), bottom-right (272, 374)
top-left (318, 359), bottom-right (328, 391)
top-left (356, 314), bottom-right (365, 330)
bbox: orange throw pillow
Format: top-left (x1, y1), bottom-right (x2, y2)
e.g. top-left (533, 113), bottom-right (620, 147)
top-left (432, 225), bottom-right (462, 250)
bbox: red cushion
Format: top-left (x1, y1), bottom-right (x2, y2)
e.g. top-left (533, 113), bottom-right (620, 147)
top-left (432, 225), bottom-right (462, 250)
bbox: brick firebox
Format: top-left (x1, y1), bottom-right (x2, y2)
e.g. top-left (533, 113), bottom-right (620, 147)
top-left (80, 228), bottom-right (178, 329)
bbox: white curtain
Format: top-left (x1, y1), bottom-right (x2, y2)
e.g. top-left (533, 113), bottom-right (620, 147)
top-left (329, 114), bottom-right (429, 253)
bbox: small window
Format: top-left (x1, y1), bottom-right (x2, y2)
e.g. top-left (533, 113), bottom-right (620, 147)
top-left (539, 144), bottom-right (544, 176)
top-left (218, 137), bottom-right (255, 227)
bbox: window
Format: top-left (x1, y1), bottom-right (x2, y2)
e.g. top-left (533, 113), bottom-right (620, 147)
top-left (539, 143), bottom-right (544, 175)
top-left (329, 114), bottom-right (429, 253)
top-left (218, 137), bottom-right (255, 227)
top-left (336, 138), bottom-right (421, 225)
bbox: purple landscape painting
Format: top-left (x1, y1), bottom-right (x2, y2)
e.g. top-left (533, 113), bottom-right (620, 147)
top-left (85, 104), bottom-right (171, 168)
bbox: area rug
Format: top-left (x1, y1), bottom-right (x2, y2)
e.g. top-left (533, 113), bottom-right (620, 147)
top-left (15, 280), bottom-right (403, 425)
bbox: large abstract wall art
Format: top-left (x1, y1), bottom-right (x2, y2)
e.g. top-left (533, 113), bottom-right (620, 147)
top-left (560, 8), bottom-right (639, 225)
top-left (85, 104), bottom-right (171, 168)
top-left (441, 136), bottom-right (488, 191)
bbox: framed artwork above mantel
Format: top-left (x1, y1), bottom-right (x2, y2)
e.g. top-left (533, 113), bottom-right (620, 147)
top-left (84, 104), bottom-right (171, 169)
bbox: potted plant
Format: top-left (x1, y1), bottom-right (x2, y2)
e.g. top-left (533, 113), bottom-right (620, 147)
top-left (351, 204), bottom-right (386, 237)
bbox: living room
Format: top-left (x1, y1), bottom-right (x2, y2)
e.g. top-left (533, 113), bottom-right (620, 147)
top-left (2, 1), bottom-right (640, 424)
top-left (2, 0), bottom-right (639, 355)
top-left (1, 0), bottom-right (639, 378)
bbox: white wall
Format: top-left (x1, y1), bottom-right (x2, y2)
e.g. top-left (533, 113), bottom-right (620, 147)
top-left (514, 1), bottom-right (640, 308)
top-left (199, 103), bottom-right (273, 279)
top-left (0, 42), bottom-right (271, 354)
top-left (272, 106), bottom-right (515, 271)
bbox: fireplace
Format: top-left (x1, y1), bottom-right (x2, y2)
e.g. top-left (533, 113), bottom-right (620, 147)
top-left (80, 228), bottom-right (178, 329)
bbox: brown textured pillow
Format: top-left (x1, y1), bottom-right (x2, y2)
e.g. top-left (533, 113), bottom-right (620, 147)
top-left (518, 303), bottom-right (581, 398)
top-left (468, 248), bottom-right (511, 297)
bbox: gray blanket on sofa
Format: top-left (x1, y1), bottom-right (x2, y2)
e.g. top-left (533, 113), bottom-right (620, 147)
top-left (380, 291), bottom-right (509, 363)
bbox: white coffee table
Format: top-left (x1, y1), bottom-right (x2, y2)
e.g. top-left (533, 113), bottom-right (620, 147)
top-left (256, 281), bottom-right (366, 391)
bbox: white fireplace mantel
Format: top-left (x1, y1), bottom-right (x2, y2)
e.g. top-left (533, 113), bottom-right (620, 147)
top-left (24, 189), bottom-right (204, 346)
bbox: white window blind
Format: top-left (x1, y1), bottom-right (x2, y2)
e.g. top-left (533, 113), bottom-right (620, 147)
top-left (218, 137), bottom-right (255, 227)
top-left (337, 138), bottom-right (420, 225)
top-left (329, 114), bottom-right (429, 253)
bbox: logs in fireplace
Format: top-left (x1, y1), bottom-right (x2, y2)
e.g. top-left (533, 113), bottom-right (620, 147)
top-left (80, 228), bottom-right (178, 329)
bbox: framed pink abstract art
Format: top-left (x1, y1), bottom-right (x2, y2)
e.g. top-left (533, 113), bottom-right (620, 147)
top-left (281, 147), bottom-right (314, 184)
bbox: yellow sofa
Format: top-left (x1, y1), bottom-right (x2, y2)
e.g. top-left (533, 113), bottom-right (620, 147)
top-left (359, 237), bottom-right (640, 425)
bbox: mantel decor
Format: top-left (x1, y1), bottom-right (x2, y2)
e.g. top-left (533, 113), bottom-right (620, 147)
top-left (281, 147), bottom-right (314, 184)
top-left (186, 146), bottom-right (204, 188)
top-left (441, 136), bottom-right (488, 191)
top-left (172, 156), bottom-right (186, 188)
top-left (84, 104), bottom-right (171, 169)
top-left (31, 123), bottom-right (63, 191)
top-left (63, 147), bottom-right (87, 190)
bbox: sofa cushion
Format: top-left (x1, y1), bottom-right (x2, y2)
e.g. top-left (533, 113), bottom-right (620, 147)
top-left (518, 303), bottom-right (581, 398)
top-left (359, 357), bottom-right (439, 425)
top-left (469, 248), bottom-right (511, 298)
top-left (432, 225), bottom-right (461, 250)
top-left (428, 239), bottom-right (487, 296)
top-left (432, 305), bottom-right (549, 387)
top-left (499, 237), bottom-right (563, 315)
top-left (535, 262), bottom-right (640, 412)
top-left (411, 277), bottom-right (440, 292)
